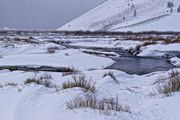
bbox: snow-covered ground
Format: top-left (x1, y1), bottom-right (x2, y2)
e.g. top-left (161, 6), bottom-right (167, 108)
top-left (138, 43), bottom-right (180, 57)
top-left (0, 46), bottom-right (114, 71)
top-left (59, 0), bottom-right (180, 32)
top-left (170, 57), bottom-right (180, 67)
top-left (113, 13), bottom-right (180, 32)
top-left (0, 32), bottom-right (180, 120)
top-left (1, 68), bottom-right (180, 120)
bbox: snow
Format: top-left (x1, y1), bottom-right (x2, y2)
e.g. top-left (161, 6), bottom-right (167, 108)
top-left (70, 40), bottom-right (142, 50)
top-left (0, 32), bottom-right (180, 120)
top-left (0, 45), bottom-right (114, 71)
top-left (138, 43), bottom-right (180, 57)
top-left (170, 57), bottom-right (180, 67)
top-left (58, 0), bottom-right (180, 32)
top-left (114, 13), bottom-right (180, 32)
top-left (0, 68), bottom-right (180, 120)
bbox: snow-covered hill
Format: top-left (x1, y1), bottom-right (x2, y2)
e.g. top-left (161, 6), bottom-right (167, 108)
top-left (59, 0), bottom-right (180, 31)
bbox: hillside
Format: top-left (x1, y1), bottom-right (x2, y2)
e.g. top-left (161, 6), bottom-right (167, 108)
top-left (59, 0), bottom-right (180, 31)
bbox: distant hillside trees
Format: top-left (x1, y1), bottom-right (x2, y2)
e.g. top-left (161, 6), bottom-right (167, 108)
top-left (167, 1), bottom-right (174, 13)
top-left (178, 5), bottom-right (180, 13)
top-left (170, 8), bottom-right (173, 13)
top-left (133, 10), bottom-right (137, 17)
top-left (131, 4), bottom-right (135, 9)
top-left (167, 2), bottom-right (174, 8)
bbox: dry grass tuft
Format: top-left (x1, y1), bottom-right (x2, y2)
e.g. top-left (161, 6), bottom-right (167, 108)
top-left (103, 71), bottom-right (118, 83)
top-left (62, 72), bottom-right (75, 77)
top-left (62, 75), bottom-right (96, 93)
top-left (62, 69), bottom-right (80, 77)
top-left (39, 73), bottom-right (52, 80)
top-left (158, 70), bottom-right (180, 96)
top-left (24, 74), bottom-right (53, 88)
top-left (47, 46), bottom-right (60, 53)
top-left (67, 95), bottom-right (130, 114)
top-left (62, 67), bottom-right (80, 77)
top-left (142, 41), bottom-right (157, 46)
top-left (5, 82), bottom-right (18, 86)
top-left (0, 82), bottom-right (18, 88)
top-left (24, 78), bottom-right (53, 88)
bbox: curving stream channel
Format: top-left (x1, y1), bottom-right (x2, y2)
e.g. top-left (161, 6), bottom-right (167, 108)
top-left (0, 31), bottom-right (179, 75)
top-left (67, 45), bottom-right (177, 75)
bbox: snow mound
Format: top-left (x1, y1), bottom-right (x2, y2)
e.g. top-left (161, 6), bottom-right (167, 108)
top-left (170, 57), bottom-right (180, 67)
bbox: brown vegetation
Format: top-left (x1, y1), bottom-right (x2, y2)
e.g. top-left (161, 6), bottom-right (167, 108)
top-left (67, 95), bottom-right (130, 114)
top-left (62, 75), bottom-right (96, 93)
top-left (158, 70), bottom-right (180, 96)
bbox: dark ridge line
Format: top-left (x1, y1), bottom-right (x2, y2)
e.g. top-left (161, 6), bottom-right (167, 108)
top-left (0, 30), bottom-right (180, 36)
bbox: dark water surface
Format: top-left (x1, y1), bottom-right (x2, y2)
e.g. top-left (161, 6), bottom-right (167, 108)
top-left (107, 56), bottom-right (174, 75)
top-left (65, 44), bottom-right (176, 75)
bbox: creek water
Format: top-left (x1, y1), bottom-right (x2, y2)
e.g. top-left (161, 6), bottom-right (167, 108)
top-left (107, 56), bottom-right (174, 75)
top-left (64, 44), bottom-right (176, 75)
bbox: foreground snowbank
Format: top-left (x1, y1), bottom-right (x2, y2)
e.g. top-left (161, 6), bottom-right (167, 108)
top-left (0, 69), bottom-right (180, 120)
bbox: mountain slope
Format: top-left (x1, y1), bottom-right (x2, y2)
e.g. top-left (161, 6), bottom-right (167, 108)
top-left (112, 13), bottom-right (180, 32)
top-left (58, 0), bottom-right (180, 31)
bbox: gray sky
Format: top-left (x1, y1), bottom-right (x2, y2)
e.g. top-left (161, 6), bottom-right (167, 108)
top-left (0, 0), bottom-right (104, 30)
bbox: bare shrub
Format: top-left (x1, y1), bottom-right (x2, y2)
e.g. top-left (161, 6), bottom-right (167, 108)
top-left (172, 36), bottom-right (180, 43)
top-left (24, 74), bottom-right (53, 88)
top-left (160, 36), bottom-right (179, 44)
top-left (5, 82), bottom-right (18, 86)
top-left (159, 70), bottom-right (180, 96)
top-left (153, 76), bottom-right (167, 85)
top-left (0, 82), bottom-right (18, 87)
top-left (163, 38), bottom-right (174, 44)
top-left (62, 67), bottom-right (80, 77)
top-left (142, 41), bottom-right (157, 46)
top-left (64, 53), bottom-right (69, 56)
top-left (47, 46), bottom-right (60, 54)
top-left (0, 84), bottom-right (3, 88)
top-left (103, 71), bottom-right (118, 83)
top-left (125, 35), bottom-right (179, 45)
top-left (62, 71), bottom-right (81, 77)
top-left (67, 95), bottom-right (130, 114)
top-left (39, 73), bottom-right (52, 80)
top-left (0, 82), bottom-right (17, 88)
top-left (62, 72), bottom-right (75, 77)
top-left (24, 78), bottom-right (53, 88)
top-left (87, 68), bottom-right (97, 71)
top-left (62, 75), bottom-right (96, 93)
top-left (13, 36), bottom-right (38, 44)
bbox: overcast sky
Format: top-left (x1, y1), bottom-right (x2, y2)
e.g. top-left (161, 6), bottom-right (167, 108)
top-left (0, 0), bottom-right (104, 30)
